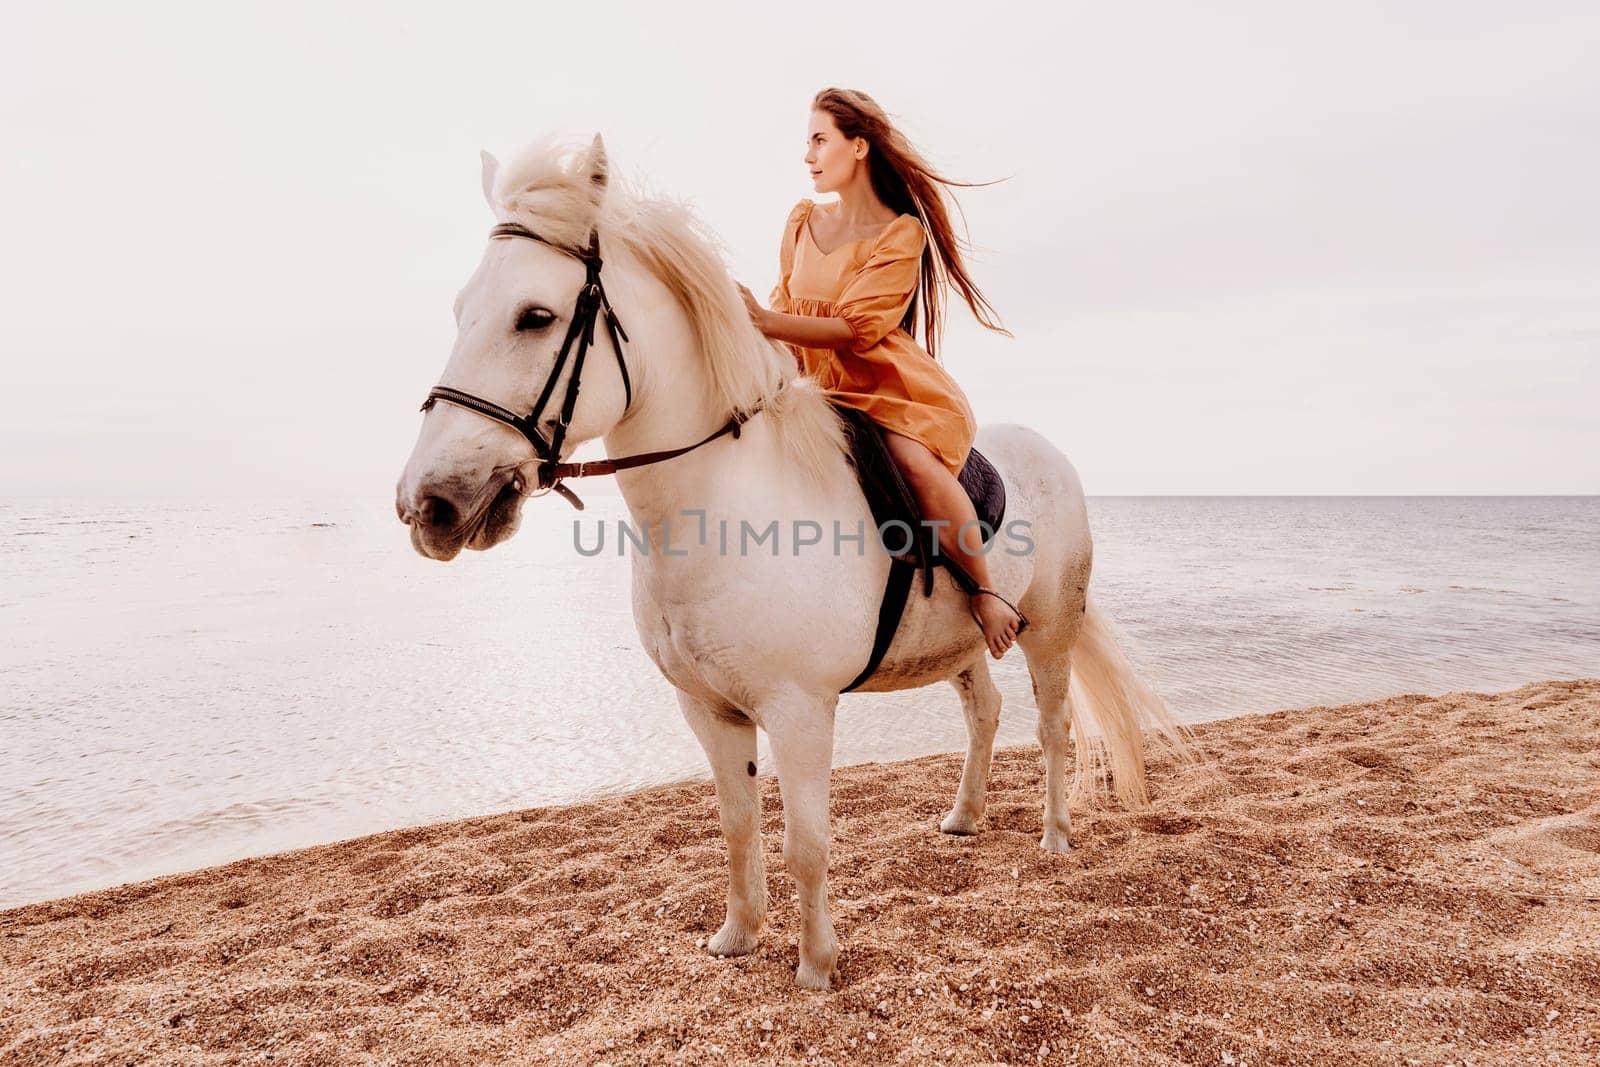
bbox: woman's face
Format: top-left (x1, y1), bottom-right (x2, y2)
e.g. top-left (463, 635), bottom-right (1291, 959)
top-left (805, 110), bottom-right (862, 195)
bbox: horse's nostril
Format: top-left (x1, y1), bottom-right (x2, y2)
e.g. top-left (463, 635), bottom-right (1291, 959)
top-left (419, 495), bottom-right (458, 529)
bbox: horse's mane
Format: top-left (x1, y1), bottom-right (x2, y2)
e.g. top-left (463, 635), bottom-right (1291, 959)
top-left (488, 134), bottom-right (848, 491)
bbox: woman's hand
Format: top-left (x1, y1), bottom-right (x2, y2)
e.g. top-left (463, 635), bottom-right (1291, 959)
top-left (736, 283), bottom-right (855, 349)
top-left (735, 282), bottom-right (769, 334)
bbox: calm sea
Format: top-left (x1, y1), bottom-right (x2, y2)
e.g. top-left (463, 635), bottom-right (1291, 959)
top-left (2, 495), bottom-right (1595, 908)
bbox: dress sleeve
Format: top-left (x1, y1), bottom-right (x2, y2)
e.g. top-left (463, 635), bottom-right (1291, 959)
top-left (768, 199), bottom-right (809, 314)
top-left (834, 216), bottom-right (925, 352)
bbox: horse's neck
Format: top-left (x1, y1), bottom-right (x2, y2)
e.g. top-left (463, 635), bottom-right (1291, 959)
top-left (606, 373), bottom-right (816, 532)
top-left (598, 268), bottom-right (860, 554)
top-left (589, 263), bottom-right (719, 526)
top-left (604, 355), bottom-right (733, 529)
top-left (605, 373), bottom-right (858, 547)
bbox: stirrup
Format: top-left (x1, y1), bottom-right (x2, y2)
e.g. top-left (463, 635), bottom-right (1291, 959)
top-left (969, 586), bottom-right (1029, 636)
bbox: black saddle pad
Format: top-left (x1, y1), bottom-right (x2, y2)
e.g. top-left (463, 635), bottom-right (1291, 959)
top-left (829, 400), bottom-right (1006, 598)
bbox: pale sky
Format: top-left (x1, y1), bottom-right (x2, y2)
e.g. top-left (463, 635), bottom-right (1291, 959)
top-left (3, 1), bottom-right (1596, 495)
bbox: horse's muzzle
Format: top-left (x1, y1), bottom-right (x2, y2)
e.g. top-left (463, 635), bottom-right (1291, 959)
top-left (395, 472), bottom-right (524, 560)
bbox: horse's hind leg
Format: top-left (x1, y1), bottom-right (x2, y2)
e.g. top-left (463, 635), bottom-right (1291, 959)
top-left (939, 658), bottom-right (1002, 836)
top-left (1023, 642), bottom-right (1076, 852)
top-left (677, 689), bottom-right (766, 957)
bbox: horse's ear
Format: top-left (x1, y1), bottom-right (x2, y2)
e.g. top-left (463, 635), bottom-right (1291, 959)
top-left (480, 150), bottom-right (500, 212)
top-left (582, 132), bottom-right (609, 193)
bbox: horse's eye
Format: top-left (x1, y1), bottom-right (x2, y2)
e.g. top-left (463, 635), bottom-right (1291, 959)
top-left (516, 307), bottom-right (556, 332)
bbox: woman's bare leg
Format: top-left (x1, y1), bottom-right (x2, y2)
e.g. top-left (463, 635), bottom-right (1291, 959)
top-left (882, 430), bottom-right (1021, 659)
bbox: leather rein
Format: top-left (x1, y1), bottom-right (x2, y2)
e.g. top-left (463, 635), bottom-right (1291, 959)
top-left (420, 221), bottom-right (769, 510)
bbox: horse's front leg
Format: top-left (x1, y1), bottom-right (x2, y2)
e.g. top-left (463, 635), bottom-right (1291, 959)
top-left (762, 690), bottom-right (840, 990)
top-left (677, 688), bottom-right (766, 956)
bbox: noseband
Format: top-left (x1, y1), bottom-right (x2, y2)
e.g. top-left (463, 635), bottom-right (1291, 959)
top-left (420, 221), bottom-right (769, 510)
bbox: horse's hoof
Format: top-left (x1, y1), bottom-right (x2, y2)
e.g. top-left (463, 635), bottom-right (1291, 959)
top-left (1040, 827), bottom-right (1072, 853)
top-left (940, 809), bottom-right (983, 835)
top-left (707, 922), bottom-right (760, 957)
top-left (795, 957), bottom-right (838, 991)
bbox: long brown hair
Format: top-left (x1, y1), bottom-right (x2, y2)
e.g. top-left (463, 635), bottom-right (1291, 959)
top-left (810, 87), bottom-right (1012, 362)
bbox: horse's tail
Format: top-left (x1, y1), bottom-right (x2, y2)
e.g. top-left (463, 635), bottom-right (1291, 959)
top-left (1066, 595), bottom-right (1199, 808)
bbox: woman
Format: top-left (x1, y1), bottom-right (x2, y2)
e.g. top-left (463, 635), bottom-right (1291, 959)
top-left (735, 87), bottom-right (1026, 660)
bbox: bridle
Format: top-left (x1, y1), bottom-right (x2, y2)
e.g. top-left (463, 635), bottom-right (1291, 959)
top-left (419, 220), bottom-right (770, 510)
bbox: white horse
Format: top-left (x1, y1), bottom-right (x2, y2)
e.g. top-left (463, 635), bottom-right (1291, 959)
top-left (395, 133), bottom-right (1192, 990)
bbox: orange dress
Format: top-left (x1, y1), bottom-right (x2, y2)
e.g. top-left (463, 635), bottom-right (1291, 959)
top-left (769, 198), bottom-right (977, 477)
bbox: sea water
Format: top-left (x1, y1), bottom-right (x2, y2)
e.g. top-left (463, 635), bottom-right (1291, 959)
top-left (2, 495), bottom-right (1595, 907)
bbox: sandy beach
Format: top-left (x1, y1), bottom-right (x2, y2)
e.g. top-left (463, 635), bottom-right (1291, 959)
top-left (2, 678), bottom-right (1596, 1065)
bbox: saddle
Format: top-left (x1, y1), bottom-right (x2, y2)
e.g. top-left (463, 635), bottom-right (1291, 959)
top-left (828, 401), bottom-right (1007, 692)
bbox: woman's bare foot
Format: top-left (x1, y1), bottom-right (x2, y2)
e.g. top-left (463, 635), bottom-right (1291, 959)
top-left (969, 590), bottom-right (1023, 659)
